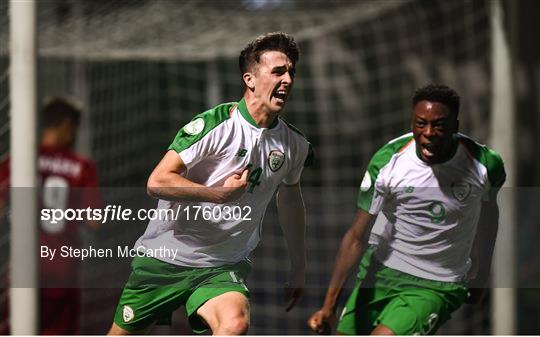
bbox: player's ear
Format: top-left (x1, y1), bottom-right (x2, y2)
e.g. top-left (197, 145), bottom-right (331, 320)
top-left (243, 72), bottom-right (255, 91)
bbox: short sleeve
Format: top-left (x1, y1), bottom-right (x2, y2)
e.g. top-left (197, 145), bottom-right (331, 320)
top-left (176, 133), bottom-right (215, 169)
top-left (357, 144), bottom-right (396, 213)
top-left (481, 149), bottom-right (506, 201)
top-left (168, 118), bottom-right (215, 168)
top-left (458, 136), bottom-right (506, 202)
top-left (168, 103), bottom-right (233, 169)
top-left (282, 143), bottom-right (313, 185)
top-left (357, 168), bottom-right (389, 215)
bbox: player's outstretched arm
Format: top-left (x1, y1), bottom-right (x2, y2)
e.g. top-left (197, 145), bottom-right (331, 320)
top-left (277, 183), bottom-right (306, 312)
top-left (147, 150), bottom-right (248, 203)
top-left (466, 197), bottom-right (500, 303)
top-left (308, 209), bottom-right (376, 334)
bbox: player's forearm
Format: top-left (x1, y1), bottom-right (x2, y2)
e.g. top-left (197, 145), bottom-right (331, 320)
top-left (321, 210), bottom-right (374, 311)
top-left (471, 224), bottom-right (499, 287)
top-left (277, 185), bottom-right (306, 271)
top-left (322, 229), bottom-right (366, 311)
top-left (147, 172), bottom-right (227, 203)
top-left (470, 202), bottom-right (500, 287)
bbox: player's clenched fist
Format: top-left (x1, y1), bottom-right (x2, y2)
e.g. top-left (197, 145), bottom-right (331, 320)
top-left (307, 309), bottom-right (335, 335)
top-left (224, 168), bottom-right (249, 188)
top-left (219, 168), bottom-right (249, 202)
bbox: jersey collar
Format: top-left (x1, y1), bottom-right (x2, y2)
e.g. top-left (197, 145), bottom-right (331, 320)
top-left (237, 98), bottom-right (279, 129)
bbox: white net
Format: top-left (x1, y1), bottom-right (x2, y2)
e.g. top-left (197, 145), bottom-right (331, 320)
top-left (0, 0), bottom-right (495, 334)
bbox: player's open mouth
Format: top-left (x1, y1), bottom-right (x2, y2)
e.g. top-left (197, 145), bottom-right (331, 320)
top-left (273, 90), bottom-right (288, 103)
top-left (421, 143), bottom-right (437, 157)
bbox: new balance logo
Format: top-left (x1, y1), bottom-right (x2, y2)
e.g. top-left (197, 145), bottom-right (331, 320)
top-left (237, 149), bottom-right (248, 157)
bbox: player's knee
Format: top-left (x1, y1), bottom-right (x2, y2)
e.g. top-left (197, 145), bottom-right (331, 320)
top-left (221, 315), bottom-right (249, 335)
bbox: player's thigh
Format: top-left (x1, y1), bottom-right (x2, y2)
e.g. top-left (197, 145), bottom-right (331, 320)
top-left (196, 291), bottom-right (250, 330)
top-left (187, 269), bottom-right (251, 333)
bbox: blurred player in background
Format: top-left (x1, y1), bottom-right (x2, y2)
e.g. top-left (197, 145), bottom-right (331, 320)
top-left (108, 32), bottom-right (313, 335)
top-left (0, 96), bottom-right (100, 334)
top-left (308, 84), bottom-right (505, 335)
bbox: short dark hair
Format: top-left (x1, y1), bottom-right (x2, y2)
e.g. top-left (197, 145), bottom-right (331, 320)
top-left (239, 32), bottom-right (299, 74)
top-left (42, 96), bottom-right (82, 129)
top-left (412, 84), bottom-right (460, 116)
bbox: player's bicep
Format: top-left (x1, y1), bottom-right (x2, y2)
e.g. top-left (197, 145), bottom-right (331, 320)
top-left (282, 143), bottom-right (313, 185)
top-left (277, 183), bottom-right (303, 209)
top-left (148, 150), bottom-right (187, 186)
top-left (279, 182), bottom-right (300, 193)
top-left (282, 166), bottom-right (303, 186)
top-left (349, 209), bottom-right (377, 242)
top-left (478, 198), bottom-right (500, 230)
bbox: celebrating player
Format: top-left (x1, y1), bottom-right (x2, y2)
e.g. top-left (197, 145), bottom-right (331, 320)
top-left (0, 96), bottom-right (101, 334)
top-left (108, 32), bottom-right (313, 335)
top-left (308, 84), bottom-right (505, 335)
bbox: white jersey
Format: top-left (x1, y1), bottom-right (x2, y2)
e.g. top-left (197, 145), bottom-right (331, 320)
top-left (136, 99), bottom-right (312, 267)
top-left (358, 133), bottom-right (505, 282)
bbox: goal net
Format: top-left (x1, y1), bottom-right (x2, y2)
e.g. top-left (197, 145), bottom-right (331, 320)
top-left (0, 0), bottom-right (495, 334)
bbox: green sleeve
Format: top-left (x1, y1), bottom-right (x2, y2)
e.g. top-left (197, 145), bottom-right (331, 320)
top-left (168, 102), bottom-right (234, 153)
top-left (357, 135), bottom-right (412, 211)
top-left (459, 136), bottom-right (506, 189)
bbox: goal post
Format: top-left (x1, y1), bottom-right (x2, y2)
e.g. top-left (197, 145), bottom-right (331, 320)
top-left (9, 0), bottom-right (38, 334)
top-left (490, 0), bottom-right (516, 334)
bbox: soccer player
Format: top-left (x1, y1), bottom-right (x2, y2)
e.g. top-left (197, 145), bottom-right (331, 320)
top-left (108, 32), bottom-right (313, 335)
top-left (307, 84), bottom-right (505, 335)
top-left (0, 96), bottom-right (101, 334)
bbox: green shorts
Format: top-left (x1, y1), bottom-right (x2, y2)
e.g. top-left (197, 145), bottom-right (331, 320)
top-left (113, 256), bottom-right (251, 333)
top-left (337, 246), bottom-right (468, 335)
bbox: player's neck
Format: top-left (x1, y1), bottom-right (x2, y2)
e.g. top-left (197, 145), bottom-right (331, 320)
top-left (243, 95), bottom-right (279, 128)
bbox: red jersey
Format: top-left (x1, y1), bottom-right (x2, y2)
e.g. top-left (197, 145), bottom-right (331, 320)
top-left (0, 145), bottom-right (100, 334)
top-left (0, 145), bottom-right (100, 285)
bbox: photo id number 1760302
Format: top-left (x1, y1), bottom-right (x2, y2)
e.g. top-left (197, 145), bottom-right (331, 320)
top-left (183, 205), bottom-right (252, 221)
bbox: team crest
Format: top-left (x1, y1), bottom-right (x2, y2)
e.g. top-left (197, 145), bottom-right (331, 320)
top-left (183, 118), bottom-right (205, 135)
top-left (123, 305), bottom-right (134, 323)
top-left (268, 150), bottom-right (285, 172)
top-left (451, 181), bottom-right (471, 201)
top-left (415, 313), bottom-right (439, 335)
